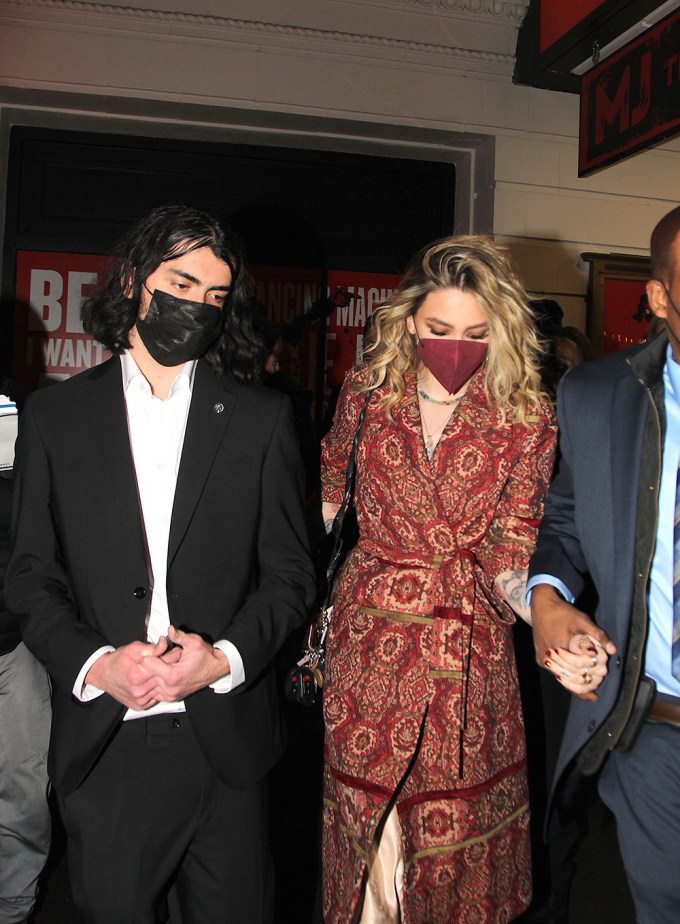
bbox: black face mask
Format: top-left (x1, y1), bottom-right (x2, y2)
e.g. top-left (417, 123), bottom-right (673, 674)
top-left (135, 287), bottom-right (222, 367)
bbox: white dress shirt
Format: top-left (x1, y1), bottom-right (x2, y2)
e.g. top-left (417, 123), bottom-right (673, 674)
top-left (74, 351), bottom-right (245, 715)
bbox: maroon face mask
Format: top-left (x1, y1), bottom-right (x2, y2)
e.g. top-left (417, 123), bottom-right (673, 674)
top-left (416, 338), bottom-right (488, 394)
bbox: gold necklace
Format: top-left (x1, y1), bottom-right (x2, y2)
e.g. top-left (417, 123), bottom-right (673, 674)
top-left (417, 381), bottom-right (461, 449)
top-left (422, 420), bottom-right (446, 449)
top-left (420, 405), bottom-right (457, 449)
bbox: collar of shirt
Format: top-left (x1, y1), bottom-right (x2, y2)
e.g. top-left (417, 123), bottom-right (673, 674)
top-left (665, 341), bottom-right (680, 406)
top-left (120, 350), bottom-right (197, 398)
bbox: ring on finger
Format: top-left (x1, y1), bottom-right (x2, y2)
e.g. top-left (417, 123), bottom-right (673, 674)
top-left (583, 672), bottom-right (593, 685)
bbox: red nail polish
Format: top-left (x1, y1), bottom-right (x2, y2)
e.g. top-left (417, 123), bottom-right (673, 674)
top-left (544, 659), bottom-right (552, 668)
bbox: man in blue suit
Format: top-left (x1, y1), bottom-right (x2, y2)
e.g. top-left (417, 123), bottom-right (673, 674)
top-left (528, 204), bottom-right (680, 924)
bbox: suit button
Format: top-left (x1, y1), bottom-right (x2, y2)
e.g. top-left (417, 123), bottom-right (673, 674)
top-left (587, 720), bottom-right (596, 732)
top-left (133, 587), bottom-right (147, 599)
top-left (171, 718), bottom-right (181, 728)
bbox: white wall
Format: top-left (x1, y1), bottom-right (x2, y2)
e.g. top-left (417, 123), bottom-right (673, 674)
top-left (1, 0), bottom-right (678, 330)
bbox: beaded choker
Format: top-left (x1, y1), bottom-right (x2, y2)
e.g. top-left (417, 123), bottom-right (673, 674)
top-left (417, 385), bottom-right (461, 406)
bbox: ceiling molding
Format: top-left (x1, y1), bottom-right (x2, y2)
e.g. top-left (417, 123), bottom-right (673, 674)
top-left (386, 0), bottom-right (529, 24)
top-left (1, 0), bottom-right (516, 67)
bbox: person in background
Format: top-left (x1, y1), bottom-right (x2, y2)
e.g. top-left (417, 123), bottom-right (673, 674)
top-left (528, 203), bottom-right (680, 924)
top-left (256, 312), bottom-right (285, 376)
top-left (0, 377), bottom-right (51, 924)
top-left (553, 326), bottom-right (593, 371)
top-left (320, 236), bottom-right (556, 923)
top-left (252, 307), bottom-right (320, 520)
top-left (5, 205), bottom-right (315, 924)
top-left (530, 298), bottom-right (566, 401)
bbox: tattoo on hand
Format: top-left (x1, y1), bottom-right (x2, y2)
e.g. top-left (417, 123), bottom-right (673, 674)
top-left (496, 570), bottom-right (531, 624)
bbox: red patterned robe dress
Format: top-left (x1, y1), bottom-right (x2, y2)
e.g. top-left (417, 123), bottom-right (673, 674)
top-left (320, 366), bottom-right (556, 924)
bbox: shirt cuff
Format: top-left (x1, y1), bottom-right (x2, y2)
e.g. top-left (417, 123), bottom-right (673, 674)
top-left (211, 640), bottom-right (245, 693)
top-left (525, 574), bottom-right (575, 608)
top-left (73, 646), bottom-right (115, 702)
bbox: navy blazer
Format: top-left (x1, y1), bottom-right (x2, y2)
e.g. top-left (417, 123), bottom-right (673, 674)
top-left (6, 356), bottom-right (316, 794)
top-left (529, 332), bottom-right (668, 817)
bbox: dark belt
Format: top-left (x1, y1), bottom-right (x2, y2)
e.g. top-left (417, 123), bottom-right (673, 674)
top-left (648, 694), bottom-right (680, 728)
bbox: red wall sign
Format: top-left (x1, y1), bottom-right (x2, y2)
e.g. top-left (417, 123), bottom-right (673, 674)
top-left (325, 269), bottom-right (400, 394)
top-left (14, 252), bottom-right (401, 403)
top-left (14, 251), bottom-right (112, 393)
top-left (601, 277), bottom-right (648, 354)
top-left (579, 8), bottom-right (680, 176)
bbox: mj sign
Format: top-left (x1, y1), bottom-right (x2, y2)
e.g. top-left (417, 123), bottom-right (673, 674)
top-left (579, 8), bottom-right (680, 176)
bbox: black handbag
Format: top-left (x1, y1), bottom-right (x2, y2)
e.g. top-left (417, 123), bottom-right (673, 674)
top-left (285, 389), bottom-right (373, 706)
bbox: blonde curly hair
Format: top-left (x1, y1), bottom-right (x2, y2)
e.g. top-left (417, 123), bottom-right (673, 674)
top-left (358, 235), bottom-right (545, 423)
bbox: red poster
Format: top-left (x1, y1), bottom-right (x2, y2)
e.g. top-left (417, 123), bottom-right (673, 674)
top-left (14, 253), bottom-right (402, 408)
top-left (249, 264), bottom-right (323, 394)
top-left (325, 269), bottom-right (401, 394)
top-left (13, 251), bottom-right (112, 393)
top-left (602, 277), bottom-right (648, 353)
top-left (248, 265), bottom-right (402, 401)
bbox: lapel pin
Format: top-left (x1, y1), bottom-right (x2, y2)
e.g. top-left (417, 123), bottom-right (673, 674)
top-left (213, 402), bottom-right (224, 414)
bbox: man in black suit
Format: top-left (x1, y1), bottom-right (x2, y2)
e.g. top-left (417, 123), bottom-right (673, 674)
top-left (528, 204), bottom-right (680, 924)
top-left (6, 205), bottom-right (316, 923)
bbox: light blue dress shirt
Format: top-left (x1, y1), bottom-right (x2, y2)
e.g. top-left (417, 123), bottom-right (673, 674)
top-left (528, 343), bottom-right (680, 697)
top-left (646, 344), bottom-right (680, 695)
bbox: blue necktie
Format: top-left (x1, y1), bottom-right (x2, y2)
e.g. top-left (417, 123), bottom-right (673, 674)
top-left (673, 463), bottom-right (680, 680)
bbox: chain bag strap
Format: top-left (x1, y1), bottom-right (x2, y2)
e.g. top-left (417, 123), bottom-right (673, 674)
top-left (285, 387), bottom-right (374, 706)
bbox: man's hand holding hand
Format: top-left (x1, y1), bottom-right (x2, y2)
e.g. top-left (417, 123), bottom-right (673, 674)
top-left (531, 583), bottom-right (617, 702)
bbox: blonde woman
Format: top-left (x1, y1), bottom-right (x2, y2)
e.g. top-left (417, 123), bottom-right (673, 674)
top-left (320, 236), bottom-right (557, 923)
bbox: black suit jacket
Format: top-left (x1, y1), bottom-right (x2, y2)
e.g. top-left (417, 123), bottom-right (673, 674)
top-left (6, 356), bottom-right (316, 795)
top-left (529, 331), bottom-right (668, 825)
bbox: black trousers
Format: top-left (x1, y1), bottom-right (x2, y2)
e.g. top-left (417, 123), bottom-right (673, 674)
top-left (57, 713), bottom-right (273, 924)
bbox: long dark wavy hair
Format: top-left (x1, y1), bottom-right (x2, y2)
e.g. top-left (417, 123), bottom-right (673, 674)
top-left (81, 204), bottom-right (264, 383)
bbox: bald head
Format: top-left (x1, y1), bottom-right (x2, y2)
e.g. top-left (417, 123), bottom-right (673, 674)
top-left (650, 204), bottom-right (680, 282)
